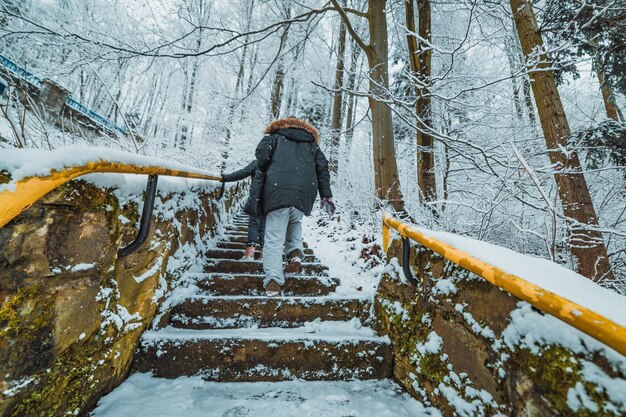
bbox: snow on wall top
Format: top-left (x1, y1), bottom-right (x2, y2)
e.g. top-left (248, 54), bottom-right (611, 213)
top-left (0, 145), bottom-right (219, 183)
top-left (413, 227), bottom-right (626, 328)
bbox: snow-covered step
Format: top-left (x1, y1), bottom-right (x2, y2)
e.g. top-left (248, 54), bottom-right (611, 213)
top-left (216, 241), bottom-right (315, 255)
top-left (220, 233), bottom-right (310, 247)
top-left (170, 296), bottom-right (365, 329)
top-left (132, 322), bottom-right (393, 382)
top-left (226, 224), bottom-right (249, 231)
top-left (220, 232), bottom-right (253, 239)
top-left (191, 273), bottom-right (340, 296)
top-left (205, 248), bottom-right (317, 262)
top-left (204, 259), bottom-right (327, 275)
top-left (223, 225), bottom-right (250, 232)
top-left (221, 234), bottom-right (258, 244)
top-left (92, 374), bottom-right (434, 417)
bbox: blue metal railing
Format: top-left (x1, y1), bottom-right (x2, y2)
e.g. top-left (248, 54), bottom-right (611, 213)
top-left (0, 53), bottom-right (128, 135)
top-left (0, 54), bottom-right (41, 87)
top-left (65, 97), bottom-right (128, 134)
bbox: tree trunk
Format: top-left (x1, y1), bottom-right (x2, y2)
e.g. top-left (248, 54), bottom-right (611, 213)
top-left (329, 20), bottom-right (347, 174)
top-left (441, 108), bottom-right (452, 213)
top-left (522, 75), bottom-right (538, 128)
top-left (508, 21), bottom-right (539, 129)
top-left (406, 0), bottom-right (436, 203)
top-left (332, 0), bottom-right (404, 211)
top-left (269, 6), bottom-right (291, 121)
top-left (367, 0), bottom-right (404, 211)
top-left (344, 38), bottom-right (362, 161)
top-left (223, 0), bottom-right (255, 170)
top-left (595, 62), bottom-right (623, 122)
top-left (178, 57), bottom-right (199, 150)
top-left (504, 34), bottom-right (525, 121)
top-left (270, 64), bottom-right (285, 120)
top-left (416, 0), bottom-right (436, 203)
top-left (510, 0), bottom-right (613, 282)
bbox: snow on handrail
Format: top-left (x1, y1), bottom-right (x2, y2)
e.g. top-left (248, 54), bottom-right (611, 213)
top-left (382, 212), bottom-right (626, 357)
top-left (0, 160), bottom-right (223, 229)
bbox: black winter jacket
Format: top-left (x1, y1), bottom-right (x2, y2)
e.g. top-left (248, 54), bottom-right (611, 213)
top-left (222, 161), bottom-right (256, 182)
top-left (255, 125), bottom-right (332, 216)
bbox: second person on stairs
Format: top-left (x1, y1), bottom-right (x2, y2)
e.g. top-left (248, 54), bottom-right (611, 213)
top-left (247, 117), bottom-right (335, 297)
top-left (222, 161), bottom-right (265, 260)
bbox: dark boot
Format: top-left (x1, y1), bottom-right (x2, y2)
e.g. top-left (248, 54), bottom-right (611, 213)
top-left (283, 250), bottom-right (302, 275)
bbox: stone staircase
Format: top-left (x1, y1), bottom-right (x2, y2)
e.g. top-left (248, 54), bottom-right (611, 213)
top-left (131, 213), bottom-right (393, 382)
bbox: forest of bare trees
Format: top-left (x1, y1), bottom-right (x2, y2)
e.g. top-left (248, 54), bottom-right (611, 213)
top-left (1, 0), bottom-right (625, 290)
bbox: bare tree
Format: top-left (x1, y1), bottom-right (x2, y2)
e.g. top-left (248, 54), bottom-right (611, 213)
top-left (405, 0), bottom-right (436, 203)
top-left (331, 0), bottom-right (405, 212)
top-left (329, 19), bottom-right (347, 174)
top-left (344, 36), bottom-right (363, 160)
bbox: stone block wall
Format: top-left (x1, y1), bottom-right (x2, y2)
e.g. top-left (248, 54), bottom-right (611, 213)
top-left (374, 242), bottom-right (626, 416)
top-left (0, 177), bottom-right (244, 416)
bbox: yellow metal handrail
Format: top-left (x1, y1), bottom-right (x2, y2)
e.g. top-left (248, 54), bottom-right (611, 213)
top-left (382, 213), bottom-right (626, 357)
top-left (0, 161), bottom-right (222, 229)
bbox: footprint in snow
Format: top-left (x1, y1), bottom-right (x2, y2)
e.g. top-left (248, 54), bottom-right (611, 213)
top-left (251, 390), bottom-right (304, 402)
top-left (222, 405), bottom-right (251, 417)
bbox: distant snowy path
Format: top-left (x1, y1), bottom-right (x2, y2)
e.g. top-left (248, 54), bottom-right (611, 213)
top-left (91, 373), bottom-right (440, 417)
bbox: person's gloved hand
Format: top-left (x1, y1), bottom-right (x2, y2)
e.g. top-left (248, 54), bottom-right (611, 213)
top-left (321, 197), bottom-right (336, 216)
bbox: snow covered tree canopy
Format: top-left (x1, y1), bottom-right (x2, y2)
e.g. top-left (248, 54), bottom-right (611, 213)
top-left (0, 0), bottom-right (624, 291)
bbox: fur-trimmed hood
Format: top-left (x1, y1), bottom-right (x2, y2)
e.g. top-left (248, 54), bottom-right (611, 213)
top-left (264, 117), bottom-right (320, 144)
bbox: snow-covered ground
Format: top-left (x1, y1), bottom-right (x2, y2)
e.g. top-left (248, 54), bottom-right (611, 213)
top-left (91, 374), bottom-right (441, 417)
top-left (301, 209), bottom-right (390, 298)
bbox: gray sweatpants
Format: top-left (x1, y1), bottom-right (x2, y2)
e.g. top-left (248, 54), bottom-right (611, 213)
top-left (263, 207), bottom-right (304, 287)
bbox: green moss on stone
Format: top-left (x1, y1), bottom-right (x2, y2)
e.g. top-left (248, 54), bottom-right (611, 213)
top-left (376, 277), bottom-right (425, 357)
top-left (513, 345), bottom-right (580, 412)
top-left (0, 286), bottom-right (53, 340)
top-left (515, 345), bottom-right (580, 413)
top-left (376, 275), bottom-right (452, 387)
top-left (511, 345), bottom-right (619, 416)
top-left (418, 353), bottom-right (448, 384)
top-left (9, 341), bottom-right (104, 417)
top-left (388, 305), bottom-right (423, 355)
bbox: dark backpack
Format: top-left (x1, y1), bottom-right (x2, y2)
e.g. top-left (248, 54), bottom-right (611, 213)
top-left (243, 169), bottom-right (266, 217)
top-left (243, 135), bottom-right (279, 217)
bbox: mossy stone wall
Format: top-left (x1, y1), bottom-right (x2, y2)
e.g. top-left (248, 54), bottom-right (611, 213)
top-left (374, 241), bottom-right (626, 416)
top-left (0, 179), bottom-right (244, 416)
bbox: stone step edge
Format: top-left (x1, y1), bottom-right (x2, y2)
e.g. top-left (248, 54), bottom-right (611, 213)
top-left (175, 295), bottom-right (370, 302)
top-left (205, 258), bottom-right (326, 267)
top-left (141, 325), bottom-right (391, 345)
top-left (183, 272), bottom-right (338, 282)
top-left (205, 247), bottom-right (316, 256)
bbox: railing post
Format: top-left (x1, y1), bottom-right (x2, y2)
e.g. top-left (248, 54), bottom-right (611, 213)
top-left (118, 174), bottom-right (159, 258)
top-left (217, 180), bottom-right (225, 200)
top-left (402, 237), bottom-right (419, 285)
